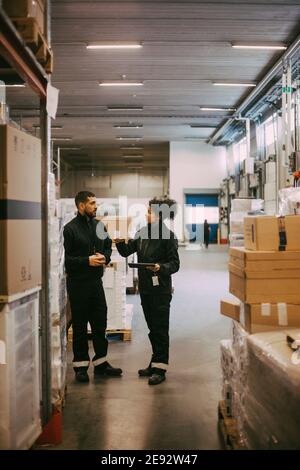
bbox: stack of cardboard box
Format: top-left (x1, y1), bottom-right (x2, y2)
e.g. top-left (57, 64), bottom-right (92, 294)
top-left (222, 214), bottom-right (300, 333)
top-left (220, 213), bottom-right (300, 448)
top-left (0, 124), bottom-right (42, 449)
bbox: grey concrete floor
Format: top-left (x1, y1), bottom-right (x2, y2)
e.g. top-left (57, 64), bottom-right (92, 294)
top-left (56, 245), bottom-right (232, 450)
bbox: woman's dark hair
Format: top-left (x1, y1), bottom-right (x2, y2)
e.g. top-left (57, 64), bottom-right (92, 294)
top-left (149, 197), bottom-right (177, 220)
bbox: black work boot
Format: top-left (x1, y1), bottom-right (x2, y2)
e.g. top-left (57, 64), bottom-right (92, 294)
top-left (94, 361), bottom-right (123, 377)
top-left (148, 368), bottom-right (166, 386)
top-left (75, 368), bottom-right (89, 383)
top-left (138, 362), bottom-right (153, 377)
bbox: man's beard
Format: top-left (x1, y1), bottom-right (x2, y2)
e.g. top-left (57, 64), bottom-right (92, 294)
top-left (84, 209), bottom-right (96, 219)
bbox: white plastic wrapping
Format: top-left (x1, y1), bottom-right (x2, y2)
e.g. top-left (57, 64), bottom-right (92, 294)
top-left (0, 292), bottom-right (41, 449)
top-left (221, 324), bottom-right (300, 449)
top-left (279, 187), bottom-right (300, 216)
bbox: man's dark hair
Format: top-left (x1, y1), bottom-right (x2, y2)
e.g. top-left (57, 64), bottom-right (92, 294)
top-left (149, 197), bottom-right (177, 220)
top-left (75, 191), bottom-right (95, 208)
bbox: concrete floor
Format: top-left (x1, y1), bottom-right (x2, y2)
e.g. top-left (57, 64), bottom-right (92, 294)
top-left (56, 245), bottom-right (231, 450)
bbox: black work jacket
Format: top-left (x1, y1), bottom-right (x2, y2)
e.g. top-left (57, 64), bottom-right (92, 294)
top-left (63, 213), bottom-right (112, 281)
top-left (116, 222), bottom-right (180, 294)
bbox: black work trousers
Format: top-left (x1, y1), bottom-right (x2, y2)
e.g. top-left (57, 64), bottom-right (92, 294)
top-left (140, 293), bottom-right (172, 372)
top-left (67, 278), bottom-right (108, 371)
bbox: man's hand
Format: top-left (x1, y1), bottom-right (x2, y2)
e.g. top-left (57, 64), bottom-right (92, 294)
top-left (146, 263), bottom-right (160, 273)
top-left (89, 253), bottom-right (106, 266)
top-left (113, 238), bottom-right (126, 244)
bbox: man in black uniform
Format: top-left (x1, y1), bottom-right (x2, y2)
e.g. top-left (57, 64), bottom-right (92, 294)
top-left (116, 198), bottom-right (180, 386)
top-left (64, 191), bottom-right (122, 383)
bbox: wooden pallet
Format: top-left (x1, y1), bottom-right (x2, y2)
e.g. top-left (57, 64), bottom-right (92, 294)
top-left (68, 327), bottom-right (132, 342)
top-left (218, 401), bottom-right (246, 450)
top-left (12, 17), bottom-right (53, 73)
top-left (106, 329), bottom-right (132, 342)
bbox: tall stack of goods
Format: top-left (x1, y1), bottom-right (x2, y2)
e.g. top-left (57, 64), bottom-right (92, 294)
top-left (220, 213), bottom-right (300, 449)
top-left (229, 198), bottom-right (264, 247)
top-left (103, 248), bottom-right (133, 332)
top-left (0, 124), bottom-right (42, 449)
top-left (49, 177), bottom-right (67, 408)
top-left (264, 160), bottom-right (277, 215)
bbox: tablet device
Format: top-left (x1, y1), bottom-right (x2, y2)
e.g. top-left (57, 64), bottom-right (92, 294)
top-left (128, 262), bottom-right (156, 268)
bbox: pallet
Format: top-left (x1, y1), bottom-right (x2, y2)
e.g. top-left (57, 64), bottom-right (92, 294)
top-left (106, 329), bottom-right (132, 342)
top-left (68, 327), bottom-right (132, 342)
top-left (12, 17), bottom-right (53, 73)
top-left (218, 401), bottom-right (246, 450)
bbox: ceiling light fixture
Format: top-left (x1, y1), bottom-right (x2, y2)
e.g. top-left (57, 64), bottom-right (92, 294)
top-left (34, 125), bottom-right (63, 130)
top-left (114, 124), bottom-right (143, 129)
top-left (199, 107), bottom-right (236, 111)
top-left (0, 84), bottom-right (26, 88)
top-left (100, 82), bottom-right (143, 87)
top-left (213, 82), bottom-right (256, 87)
top-left (51, 137), bottom-right (72, 141)
top-left (107, 106), bottom-right (144, 111)
top-left (87, 43), bottom-right (143, 50)
top-left (120, 146), bottom-right (144, 150)
top-left (232, 44), bottom-right (287, 50)
top-left (190, 125), bottom-right (217, 128)
top-left (116, 136), bottom-right (143, 141)
top-left (184, 137), bottom-right (208, 141)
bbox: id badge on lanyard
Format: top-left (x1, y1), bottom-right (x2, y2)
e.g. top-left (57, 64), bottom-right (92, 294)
top-left (152, 275), bottom-right (159, 287)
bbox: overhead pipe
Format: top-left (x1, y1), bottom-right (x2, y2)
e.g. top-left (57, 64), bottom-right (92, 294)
top-left (209, 34), bottom-right (300, 145)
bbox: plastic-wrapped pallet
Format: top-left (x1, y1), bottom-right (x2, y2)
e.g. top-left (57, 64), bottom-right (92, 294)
top-left (279, 187), bottom-right (300, 216)
top-left (0, 291), bottom-right (41, 449)
top-left (238, 330), bottom-right (300, 449)
top-left (103, 254), bottom-right (127, 330)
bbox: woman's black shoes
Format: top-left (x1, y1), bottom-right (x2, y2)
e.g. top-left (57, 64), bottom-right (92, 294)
top-left (138, 366), bottom-right (153, 377)
top-left (94, 361), bottom-right (123, 377)
top-left (148, 372), bottom-right (166, 385)
top-left (75, 369), bottom-right (89, 383)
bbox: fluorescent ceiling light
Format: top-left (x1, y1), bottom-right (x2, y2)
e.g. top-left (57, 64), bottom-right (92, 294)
top-left (116, 136), bottom-right (143, 141)
top-left (87, 43), bottom-right (143, 50)
top-left (213, 82), bottom-right (256, 87)
top-left (0, 84), bottom-right (25, 88)
top-left (120, 146), bottom-right (144, 150)
top-left (184, 137), bottom-right (208, 140)
top-left (232, 44), bottom-right (287, 50)
top-left (34, 125), bottom-right (63, 130)
top-left (114, 124), bottom-right (143, 129)
top-left (199, 107), bottom-right (236, 112)
top-left (100, 82), bottom-right (143, 87)
top-left (107, 106), bottom-right (144, 111)
top-left (190, 125), bottom-right (217, 128)
top-left (51, 137), bottom-right (72, 141)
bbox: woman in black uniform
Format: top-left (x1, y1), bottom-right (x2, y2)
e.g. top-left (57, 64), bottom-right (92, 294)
top-left (116, 198), bottom-right (180, 385)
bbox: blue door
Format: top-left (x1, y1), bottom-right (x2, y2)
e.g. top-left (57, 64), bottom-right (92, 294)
top-left (185, 194), bottom-right (219, 243)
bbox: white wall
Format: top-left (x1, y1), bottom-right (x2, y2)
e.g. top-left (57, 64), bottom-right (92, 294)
top-left (169, 141), bottom-right (227, 240)
top-left (61, 169), bottom-right (169, 199)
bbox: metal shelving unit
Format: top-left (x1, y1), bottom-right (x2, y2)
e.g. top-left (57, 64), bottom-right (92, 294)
top-left (0, 2), bottom-right (52, 425)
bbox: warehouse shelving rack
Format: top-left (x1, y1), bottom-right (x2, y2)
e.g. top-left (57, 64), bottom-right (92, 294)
top-left (0, 1), bottom-right (53, 428)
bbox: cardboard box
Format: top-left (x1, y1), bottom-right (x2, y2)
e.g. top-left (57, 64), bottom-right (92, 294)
top-left (220, 299), bottom-right (240, 321)
top-left (99, 216), bottom-right (131, 240)
top-left (229, 265), bottom-right (300, 304)
top-left (244, 215), bottom-right (300, 251)
top-left (3, 0), bottom-right (45, 34)
top-left (0, 125), bottom-right (41, 297)
top-left (240, 303), bottom-right (300, 333)
top-left (230, 247), bottom-right (300, 272)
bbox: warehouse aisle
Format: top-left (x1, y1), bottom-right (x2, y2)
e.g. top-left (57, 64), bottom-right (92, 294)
top-left (56, 246), bottom-right (231, 450)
